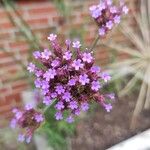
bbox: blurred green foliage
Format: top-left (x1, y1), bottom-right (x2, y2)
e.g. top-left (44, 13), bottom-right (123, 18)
top-left (39, 104), bottom-right (76, 150)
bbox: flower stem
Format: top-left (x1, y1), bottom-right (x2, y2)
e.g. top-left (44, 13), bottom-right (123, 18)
top-left (90, 34), bottom-right (100, 52)
top-left (43, 99), bottom-right (56, 115)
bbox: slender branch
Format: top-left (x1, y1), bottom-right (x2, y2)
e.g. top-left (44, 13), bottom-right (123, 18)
top-left (90, 34), bottom-right (100, 51)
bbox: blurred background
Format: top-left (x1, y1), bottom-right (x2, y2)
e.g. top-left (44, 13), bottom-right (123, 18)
top-left (0, 0), bottom-right (150, 150)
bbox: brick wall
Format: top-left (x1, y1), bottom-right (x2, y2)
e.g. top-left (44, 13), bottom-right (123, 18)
top-left (0, 0), bottom-right (136, 126)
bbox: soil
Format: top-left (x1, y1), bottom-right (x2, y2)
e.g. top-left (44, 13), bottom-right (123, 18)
top-left (71, 94), bottom-right (150, 150)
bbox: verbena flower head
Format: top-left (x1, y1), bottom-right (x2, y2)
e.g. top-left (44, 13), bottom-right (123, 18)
top-left (10, 104), bottom-right (44, 143)
top-left (28, 33), bottom-right (114, 123)
top-left (89, 0), bottom-right (128, 37)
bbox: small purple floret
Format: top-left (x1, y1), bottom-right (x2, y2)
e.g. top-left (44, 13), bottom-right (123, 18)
top-left (66, 116), bottom-right (74, 123)
top-left (55, 101), bottom-right (65, 110)
top-left (41, 49), bottom-right (51, 60)
top-left (48, 33), bottom-right (57, 41)
top-left (35, 114), bottom-right (44, 123)
top-left (104, 104), bottom-right (113, 112)
top-left (43, 96), bottom-right (52, 105)
top-left (55, 85), bottom-right (65, 95)
top-left (101, 72), bottom-right (111, 82)
top-left (91, 81), bottom-right (101, 91)
top-left (62, 91), bottom-right (72, 102)
top-left (55, 112), bottom-right (63, 120)
top-left (69, 101), bottom-right (78, 110)
top-left (68, 78), bottom-right (76, 86)
top-left (43, 69), bottom-right (56, 81)
top-left (79, 74), bottom-right (90, 85)
top-left (82, 52), bottom-right (93, 63)
top-left (63, 51), bottom-right (72, 60)
top-left (81, 102), bottom-right (89, 112)
top-left (18, 134), bottom-right (25, 142)
top-left (27, 63), bottom-right (35, 73)
top-left (72, 59), bottom-right (84, 70)
top-left (72, 41), bottom-right (81, 48)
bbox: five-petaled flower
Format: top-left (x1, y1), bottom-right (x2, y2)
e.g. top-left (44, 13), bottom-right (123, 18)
top-left (79, 74), bottom-right (90, 85)
top-left (63, 51), bottom-right (72, 60)
top-left (27, 63), bottom-right (36, 73)
top-left (72, 59), bottom-right (84, 70)
top-left (43, 69), bottom-right (56, 81)
top-left (72, 41), bottom-right (81, 48)
top-left (82, 52), bottom-right (93, 63)
top-left (41, 49), bottom-right (52, 60)
top-left (48, 33), bottom-right (57, 41)
top-left (91, 81), bottom-right (101, 91)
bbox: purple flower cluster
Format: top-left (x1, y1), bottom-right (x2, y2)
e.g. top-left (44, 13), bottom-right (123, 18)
top-left (89, 0), bottom-right (128, 36)
top-left (28, 33), bottom-right (114, 123)
top-left (10, 104), bottom-right (44, 143)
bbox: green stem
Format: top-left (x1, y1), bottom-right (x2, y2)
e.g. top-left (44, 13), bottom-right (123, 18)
top-left (90, 34), bottom-right (100, 51)
top-left (43, 99), bottom-right (56, 115)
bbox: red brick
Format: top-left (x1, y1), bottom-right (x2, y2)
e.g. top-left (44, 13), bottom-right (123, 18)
top-left (0, 76), bottom-right (8, 85)
top-left (0, 32), bottom-right (11, 40)
top-left (52, 15), bottom-right (62, 22)
top-left (0, 52), bottom-right (11, 59)
top-left (32, 26), bottom-right (56, 34)
top-left (26, 18), bottom-right (49, 27)
top-left (0, 86), bottom-right (11, 96)
top-left (0, 104), bottom-right (13, 114)
top-left (17, 0), bottom-right (49, 6)
top-left (28, 6), bottom-right (55, 16)
top-left (0, 99), bottom-right (13, 107)
top-left (6, 67), bottom-right (19, 74)
top-left (0, 100), bottom-right (22, 114)
top-left (5, 93), bottom-right (21, 104)
top-left (0, 9), bottom-right (8, 18)
top-left (0, 59), bottom-right (16, 68)
top-left (9, 41), bottom-right (28, 50)
top-left (0, 21), bottom-right (15, 30)
top-left (12, 80), bottom-right (28, 91)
